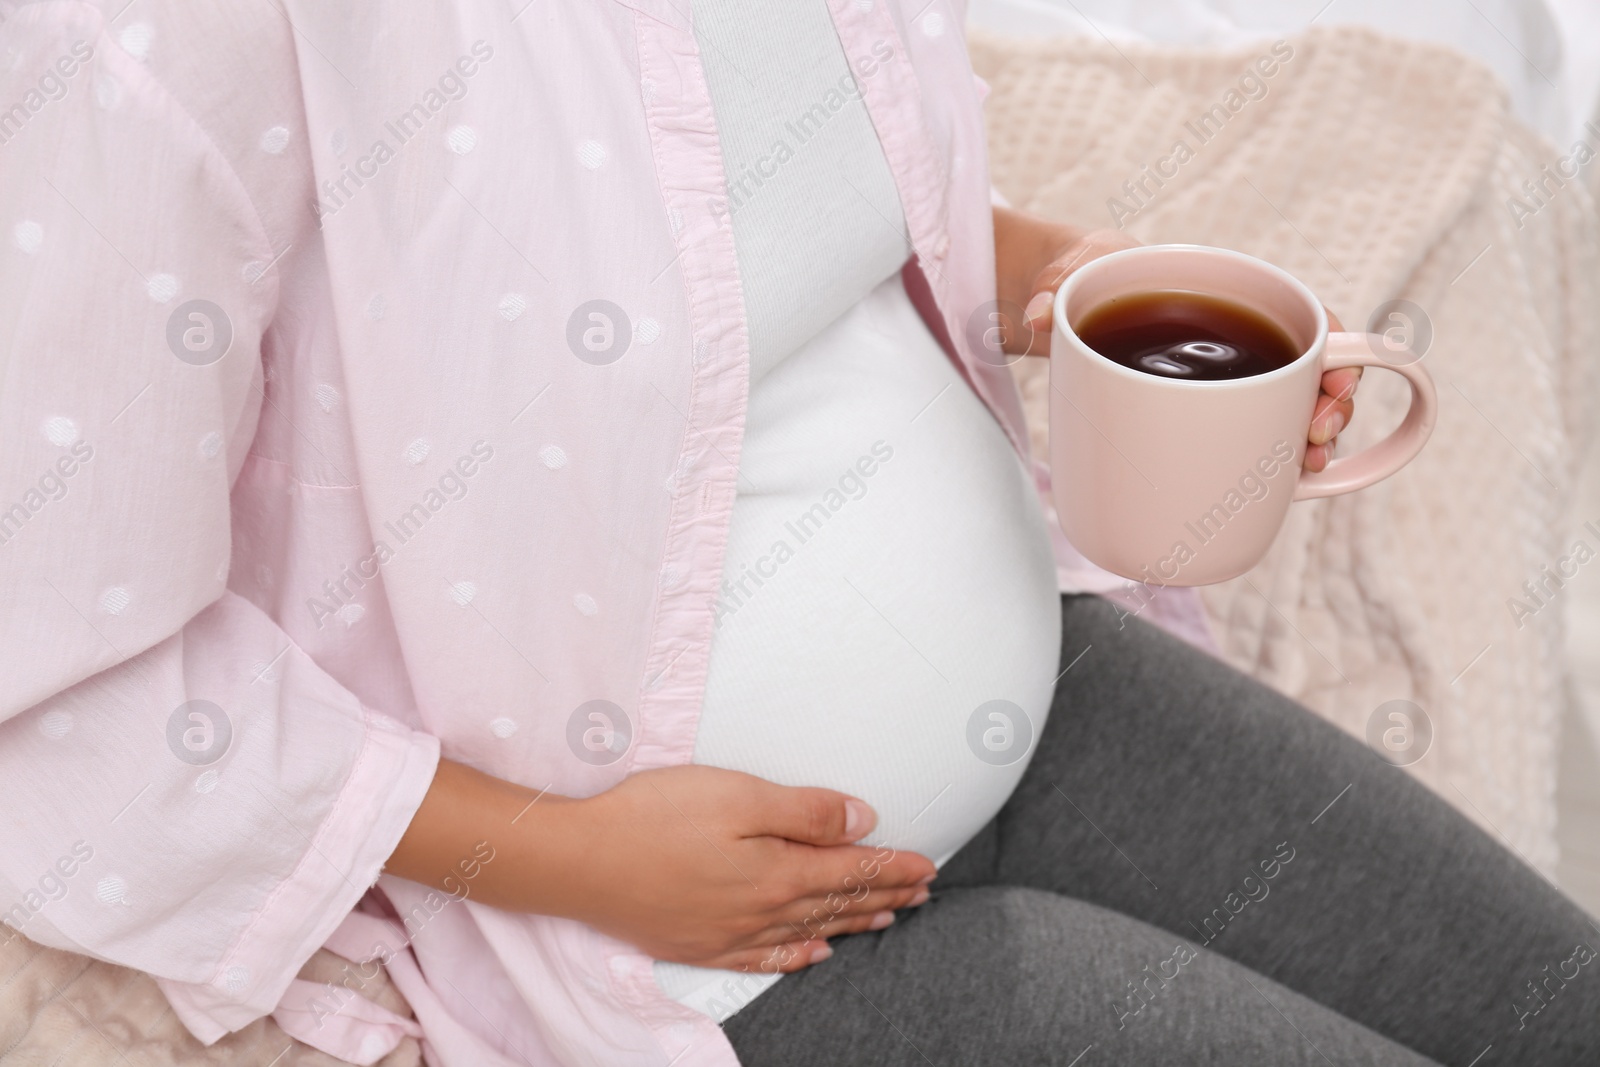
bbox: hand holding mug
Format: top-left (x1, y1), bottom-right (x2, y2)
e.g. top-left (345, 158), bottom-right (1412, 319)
top-left (1007, 225), bottom-right (1359, 473)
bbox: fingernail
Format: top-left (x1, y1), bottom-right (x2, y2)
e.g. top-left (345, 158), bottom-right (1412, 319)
top-left (809, 945), bottom-right (833, 964)
top-left (1024, 291), bottom-right (1053, 324)
top-left (844, 799), bottom-right (874, 839)
top-left (909, 888), bottom-right (930, 906)
top-left (916, 873), bottom-right (936, 886)
top-left (1311, 409), bottom-right (1343, 445)
top-left (869, 910), bottom-right (895, 930)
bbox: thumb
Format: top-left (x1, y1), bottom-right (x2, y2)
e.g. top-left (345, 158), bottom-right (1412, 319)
top-left (747, 781), bottom-right (877, 845)
top-left (1023, 290), bottom-right (1055, 333)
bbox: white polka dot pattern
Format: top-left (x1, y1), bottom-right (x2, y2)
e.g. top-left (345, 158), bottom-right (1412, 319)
top-left (118, 24), bottom-right (153, 60)
top-left (498, 292), bottom-right (527, 321)
top-left (313, 382), bottom-right (340, 412)
top-left (93, 75), bottom-right (121, 109)
top-left (14, 220), bottom-right (42, 253)
top-left (42, 416), bottom-right (78, 446)
top-left (38, 711), bottom-right (73, 739)
top-left (259, 126), bottom-right (290, 154)
top-left (146, 274), bottom-right (180, 303)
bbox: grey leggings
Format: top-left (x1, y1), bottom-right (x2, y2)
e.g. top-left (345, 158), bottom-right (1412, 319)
top-left (723, 594), bottom-right (1600, 1066)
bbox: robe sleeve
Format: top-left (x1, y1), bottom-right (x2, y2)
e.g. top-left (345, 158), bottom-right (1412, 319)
top-left (0, 5), bottom-right (439, 1042)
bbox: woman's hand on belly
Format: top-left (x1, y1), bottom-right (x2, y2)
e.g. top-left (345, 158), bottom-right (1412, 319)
top-left (386, 760), bottom-right (936, 974)
top-left (549, 766), bottom-right (937, 972)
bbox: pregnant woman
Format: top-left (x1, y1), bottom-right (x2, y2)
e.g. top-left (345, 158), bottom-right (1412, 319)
top-left (1, 1), bottom-right (1595, 1065)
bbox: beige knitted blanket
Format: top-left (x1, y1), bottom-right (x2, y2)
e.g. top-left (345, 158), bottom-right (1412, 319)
top-left (0, 935), bottom-right (420, 1066)
top-left (4, 23), bottom-right (1597, 1067)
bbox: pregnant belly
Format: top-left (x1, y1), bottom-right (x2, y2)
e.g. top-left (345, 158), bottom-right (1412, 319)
top-left (693, 276), bottom-right (1062, 868)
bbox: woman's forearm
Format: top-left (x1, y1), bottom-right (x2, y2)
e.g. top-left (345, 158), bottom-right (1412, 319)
top-left (383, 758), bottom-right (577, 913)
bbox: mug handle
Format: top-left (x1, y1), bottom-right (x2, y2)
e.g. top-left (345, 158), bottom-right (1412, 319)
top-left (1292, 332), bottom-right (1438, 501)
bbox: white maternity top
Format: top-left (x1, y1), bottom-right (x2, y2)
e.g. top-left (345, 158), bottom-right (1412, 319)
top-left (654, 0), bottom-right (1063, 1021)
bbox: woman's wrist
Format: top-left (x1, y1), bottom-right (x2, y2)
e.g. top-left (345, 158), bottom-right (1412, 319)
top-left (491, 788), bottom-right (592, 919)
top-left (385, 757), bottom-right (585, 916)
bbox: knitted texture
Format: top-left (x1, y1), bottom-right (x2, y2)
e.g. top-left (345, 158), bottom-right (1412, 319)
top-left (973, 24), bottom-right (1600, 873)
top-left (0, 937), bottom-right (421, 1066)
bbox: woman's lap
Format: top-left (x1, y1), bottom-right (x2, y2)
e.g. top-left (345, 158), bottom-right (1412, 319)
top-left (723, 884), bottom-right (1440, 1065)
top-left (724, 594), bottom-right (1600, 1065)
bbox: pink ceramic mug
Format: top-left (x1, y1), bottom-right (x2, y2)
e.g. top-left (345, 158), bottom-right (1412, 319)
top-left (1049, 244), bottom-right (1437, 587)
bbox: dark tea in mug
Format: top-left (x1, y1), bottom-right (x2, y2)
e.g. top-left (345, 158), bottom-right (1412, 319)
top-left (1075, 289), bottom-right (1302, 381)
